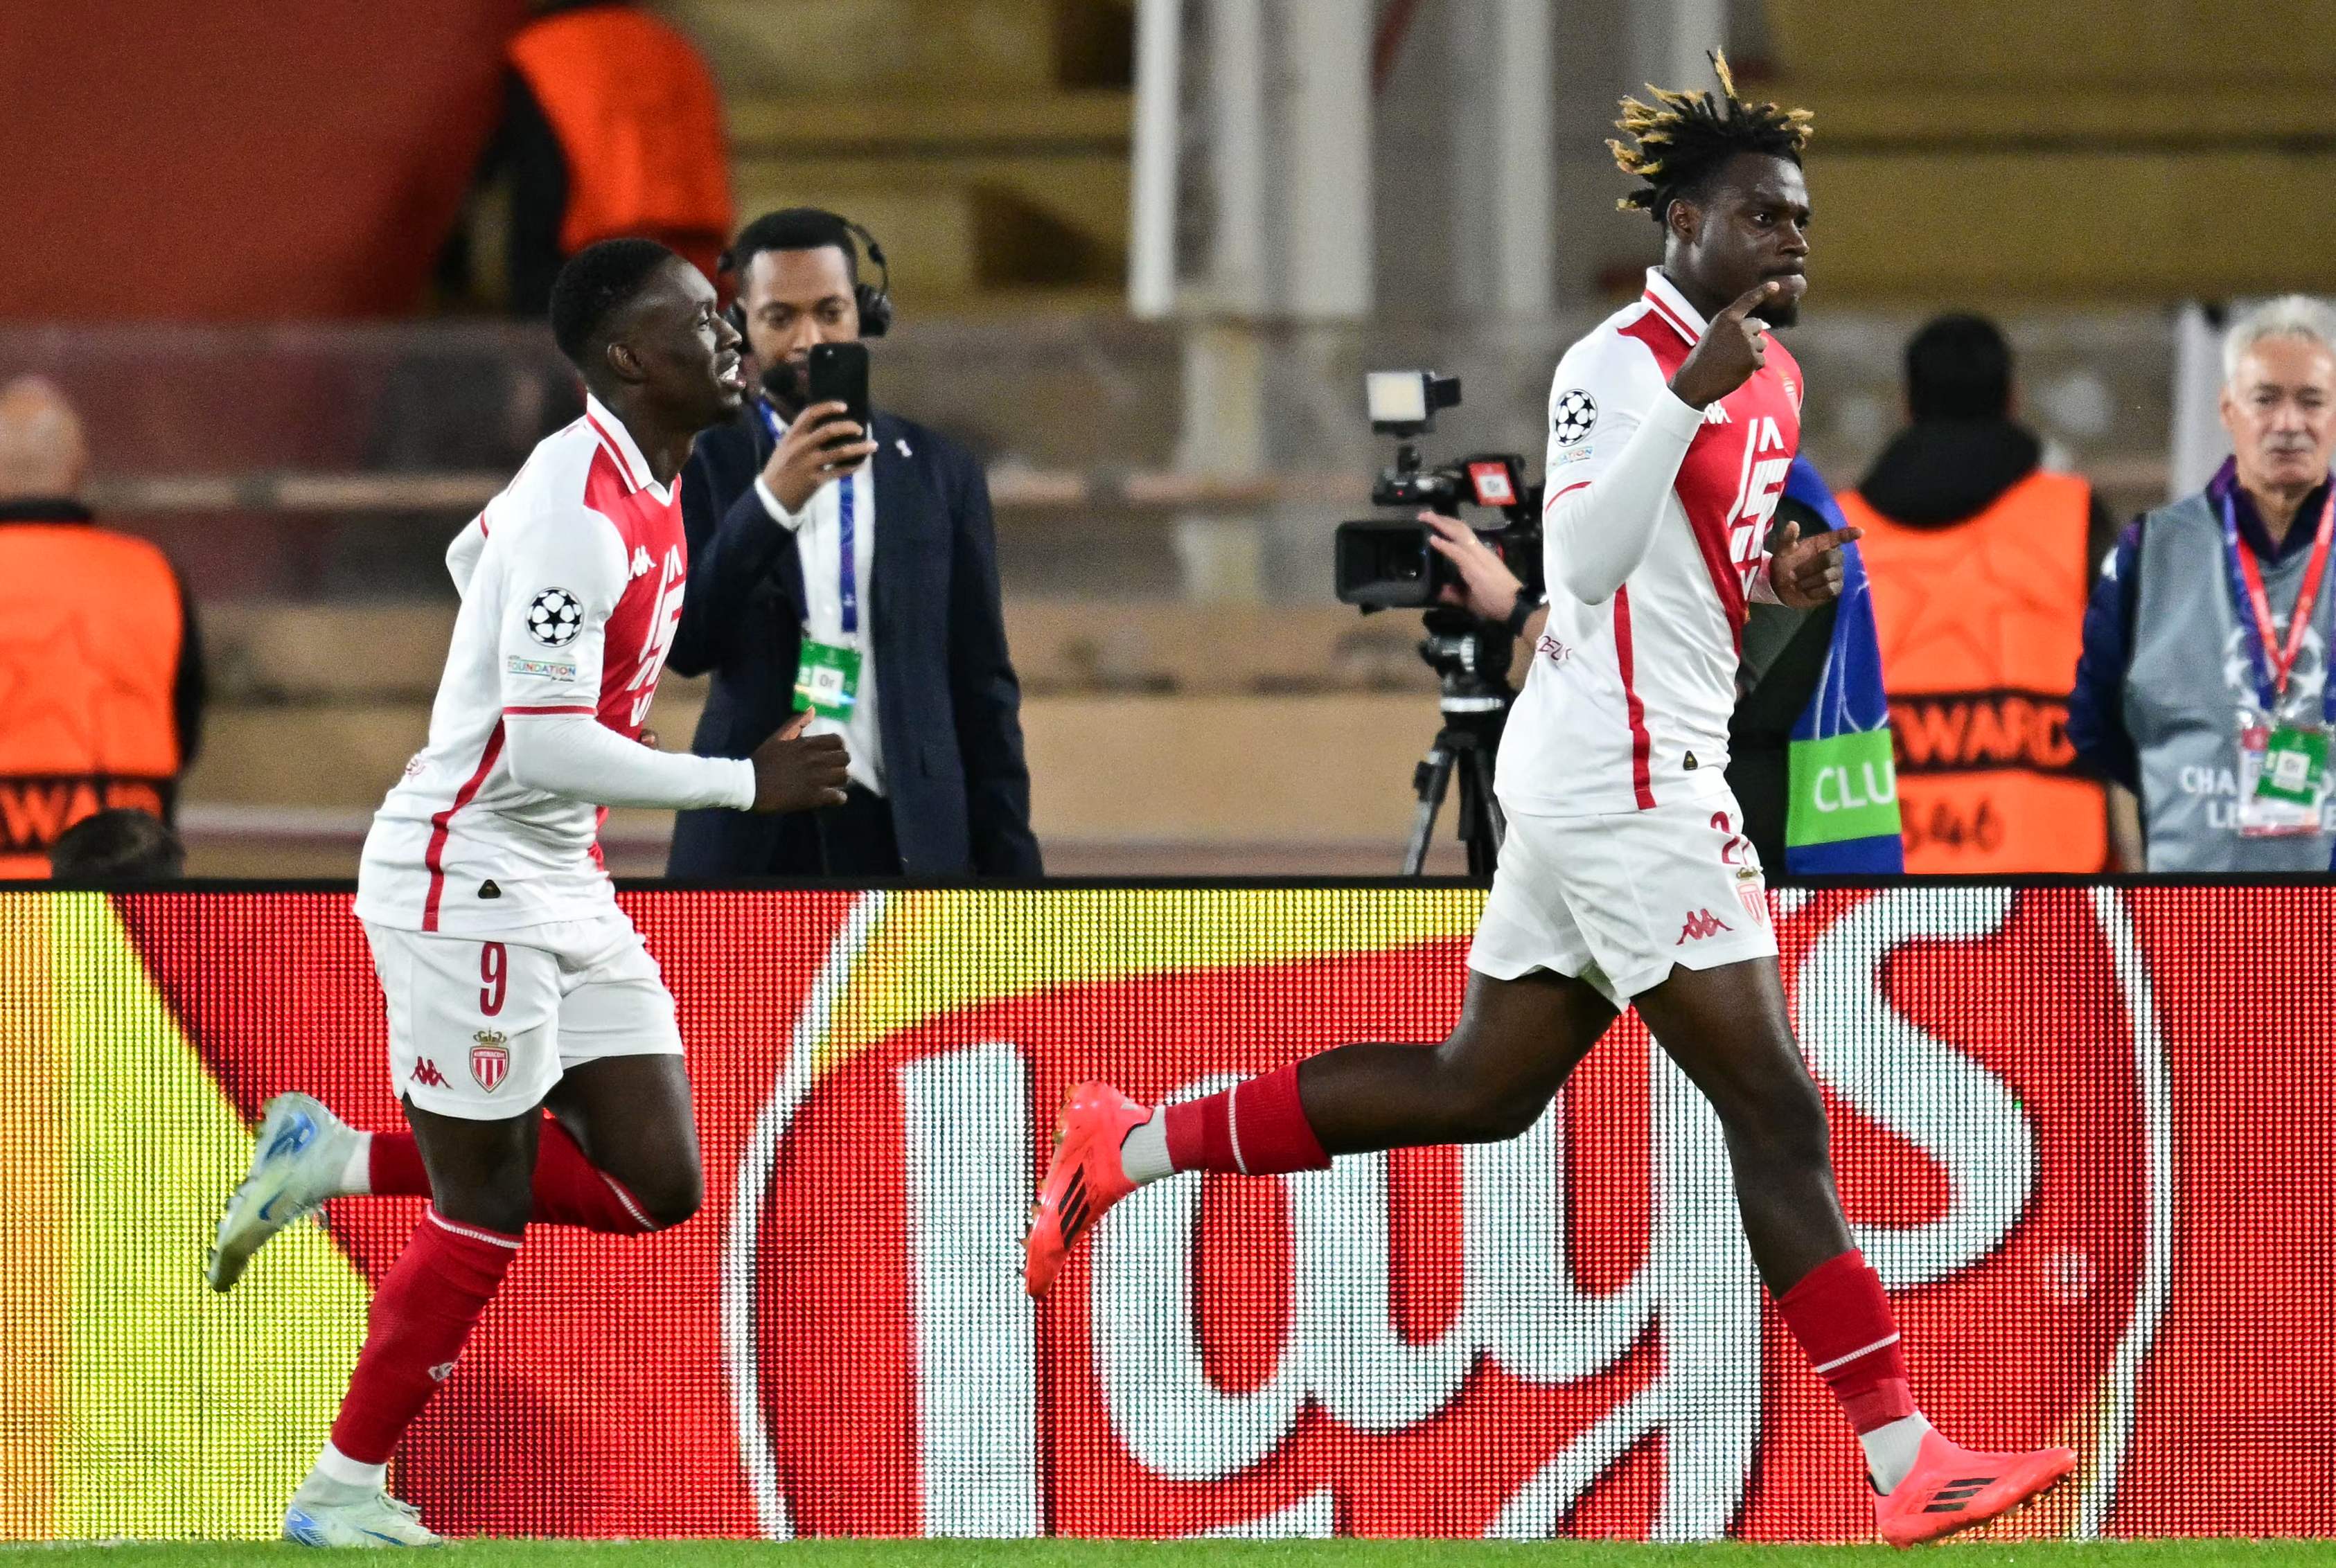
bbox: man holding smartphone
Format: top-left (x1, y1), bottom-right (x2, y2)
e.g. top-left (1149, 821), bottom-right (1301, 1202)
top-left (665, 207), bottom-right (1041, 880)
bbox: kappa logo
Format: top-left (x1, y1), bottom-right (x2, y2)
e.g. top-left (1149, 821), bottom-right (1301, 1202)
top-left (1702, 402), bottom-right (1732, 425)
top-left (471, 1031), bottom-right (511, 1093)
top-left (1676, 908), bottom-right (1733, 944)
top-left (410, 1058), bottom-right (449, 1089)
top-left (630, 545), bottom-right (653, 579)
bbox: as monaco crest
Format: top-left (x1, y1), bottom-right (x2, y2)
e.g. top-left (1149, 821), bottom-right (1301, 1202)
top-left (470, 1029), bottom-right (510, 1093)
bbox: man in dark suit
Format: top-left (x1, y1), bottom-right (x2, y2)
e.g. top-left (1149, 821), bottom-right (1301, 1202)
top-left (666, 208), bottom-right (1041, 878)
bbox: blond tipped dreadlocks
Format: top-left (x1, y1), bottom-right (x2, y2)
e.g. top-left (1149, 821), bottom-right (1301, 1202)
top-left (1609, 49), bottom-right (1813, 223)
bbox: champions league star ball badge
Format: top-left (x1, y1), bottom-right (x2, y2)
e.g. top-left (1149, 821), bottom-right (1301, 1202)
top-left (1552, 387), bottom-right (1598, 445)
top-left (526, 587), bottom-right (584, 648)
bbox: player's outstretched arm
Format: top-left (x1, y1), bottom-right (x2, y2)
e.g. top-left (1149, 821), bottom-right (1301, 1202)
top-left (505, 713), bottom-right (758, 809)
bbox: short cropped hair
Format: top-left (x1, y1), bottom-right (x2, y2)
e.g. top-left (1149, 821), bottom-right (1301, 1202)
top-left (2223, 294), bottom-right (2336, 385)
top-left (1906, 314), bottom-right (2014, 421)
top-left (548, 238), bottom-right (683, 371)
top-left (727, 208), bottom-right (859, 284)
top-left (49, 808), bottom-right (186, 882)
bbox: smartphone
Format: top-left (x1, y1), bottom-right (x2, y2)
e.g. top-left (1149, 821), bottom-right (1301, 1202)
top-left (806, 341), bottom-right (872, 445)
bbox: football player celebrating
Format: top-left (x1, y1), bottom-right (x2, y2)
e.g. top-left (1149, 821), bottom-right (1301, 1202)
top-left (1026, 57), bottom-right (2073, 1548)
top-left (207, 240), bottom-right (850, 1546)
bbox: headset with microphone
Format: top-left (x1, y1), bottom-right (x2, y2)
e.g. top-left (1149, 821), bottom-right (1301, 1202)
top-left (720, 210), bottom-right (894, 339)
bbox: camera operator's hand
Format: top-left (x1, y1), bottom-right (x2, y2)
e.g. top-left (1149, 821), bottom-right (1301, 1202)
top-left (1423, 511), bottom-right (1526, 622)
top-left (761, 400), bottom-right (878, 514)
top-left (1667, 281), bottom-right (1781, 409)
top-left (1767, 518), bottom-right (1864, 608)
top-left (749, 709), bottom-right (851, 813)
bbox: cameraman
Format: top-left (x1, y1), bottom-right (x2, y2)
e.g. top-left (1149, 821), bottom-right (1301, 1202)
top-left (1422, 506), bottom-right (1838, 868)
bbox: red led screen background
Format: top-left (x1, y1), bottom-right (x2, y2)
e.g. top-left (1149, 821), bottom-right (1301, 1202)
top-left (0, 884), bottom-right (2328, 1540)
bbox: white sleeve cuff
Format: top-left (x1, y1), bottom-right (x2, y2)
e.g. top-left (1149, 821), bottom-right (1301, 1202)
top-left (1643, 385), bottom-right (1707, 438)
top-left (754, 476), bottom-right (811, 531)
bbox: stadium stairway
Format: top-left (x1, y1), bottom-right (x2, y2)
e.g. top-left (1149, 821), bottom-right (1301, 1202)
top-left (660, 0), bottom-right (1133, 313)
top-left (1757, 0), bottom-right (2336, 301)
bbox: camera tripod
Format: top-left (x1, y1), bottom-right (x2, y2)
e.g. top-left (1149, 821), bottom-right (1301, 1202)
top-left (1401, 609), bottom-right (1516, 876)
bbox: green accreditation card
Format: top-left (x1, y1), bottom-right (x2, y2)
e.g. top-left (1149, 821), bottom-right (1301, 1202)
top-left (793, 641), bottom-right (862, 719)
top-left (2256, 723), bottom-right (2329, 807)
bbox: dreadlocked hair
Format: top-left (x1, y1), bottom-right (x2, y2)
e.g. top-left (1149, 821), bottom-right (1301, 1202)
top-left (1608, 49), bottom-right (1812, 223)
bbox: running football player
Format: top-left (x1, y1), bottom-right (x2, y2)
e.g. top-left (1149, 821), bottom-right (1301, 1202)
top-left (1025, 56), bottom-right (2075, 1548)
top-left (207, 239), bottom-right (857, 1547)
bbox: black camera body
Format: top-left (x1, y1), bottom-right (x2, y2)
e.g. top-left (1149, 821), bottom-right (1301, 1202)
top-left (1334, 371), bottom-right (1541, 612)
top-left (1335, 442), bottom-right (1543, 613)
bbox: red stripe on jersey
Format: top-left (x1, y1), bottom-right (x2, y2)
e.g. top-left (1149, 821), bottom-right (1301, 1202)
top-left (1612, 587), bottom-right (1656, 810)
top-left (1688, 486), bottom-right (1752, 645)
top-left (504, 704), bottom-right (594, 715)
top-left (421, 720), bottom-right (506, 932)
top-left (583, 411), bottom-right (641, 491)
top-left (1640, 291), bottom-right (1699, 346)
top-left (1545, 479), bottom-right (1591, 513)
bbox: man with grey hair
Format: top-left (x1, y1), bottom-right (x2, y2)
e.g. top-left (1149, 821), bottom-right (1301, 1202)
top-left (2070, 295), bottom-right (2336, 868)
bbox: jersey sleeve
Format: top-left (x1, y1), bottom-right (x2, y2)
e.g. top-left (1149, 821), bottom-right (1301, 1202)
top-left (445, 515), bottom-right (486, 595)
top-left (493, 508), bottom-right (628, 717)
top-left (1541, 328), bottom-right (1704, 605)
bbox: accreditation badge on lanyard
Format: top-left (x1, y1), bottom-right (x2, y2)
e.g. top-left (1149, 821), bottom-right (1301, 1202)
top-left (2223, 486), bottom-right (2336, 836)
top-left (793, 471), bottom-right (862, 720)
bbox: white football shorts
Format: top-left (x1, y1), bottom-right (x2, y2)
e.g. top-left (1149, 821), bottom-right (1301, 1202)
top-left (363, 910), bottom-right (683, 1120)
top-left (1468, 790), bottom-right (1779, 1008)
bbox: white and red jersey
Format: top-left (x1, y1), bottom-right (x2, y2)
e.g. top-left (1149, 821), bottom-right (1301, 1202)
top-left (1496, 268), bottom-right (1804, 817)
top-left (356, 395), bottom-right (693, 936)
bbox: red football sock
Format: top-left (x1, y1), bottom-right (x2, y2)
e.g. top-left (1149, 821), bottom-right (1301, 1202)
top-left (368, 1132), bottom-right (429, 1196)
top-left (528, 1118), bottom-right (656, 1233)
top-left (328, 1209), bottom-right (519, 1465)
top-left (1776, 1249), bottom-right (1921, 1432)
top-left (1163, 1064), bottom-right (1330, 1176)
top-left (365, 1121), bottom-right (655, 1234)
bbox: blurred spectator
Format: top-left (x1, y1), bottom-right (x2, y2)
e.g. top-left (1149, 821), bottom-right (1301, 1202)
top-left (1728, 458), bottom-right (1904, 875)
top-left (0, 377), bottom-right (204, 880)
top-left (453, 0), bottom-right (732, 315)
top-left (666, 209), bottom-right (1040, 880)
top-left (2071, 296), bottom-right (2336, 871)
top-left (1837, 314), bottom-right (2111, 871)
top-left (48, 808), bottom-right (186, 882)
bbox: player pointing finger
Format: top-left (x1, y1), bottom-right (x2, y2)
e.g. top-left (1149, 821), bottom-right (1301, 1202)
top-left (1768, 518), bottom-right (1864, 608)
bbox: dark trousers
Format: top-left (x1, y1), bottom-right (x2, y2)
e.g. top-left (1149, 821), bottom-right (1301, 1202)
top-left (765, 783), bottom-right (904, 879)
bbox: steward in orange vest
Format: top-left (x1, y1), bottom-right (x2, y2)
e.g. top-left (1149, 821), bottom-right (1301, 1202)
top-left (0, 377), bottom-right (204, 879)
top-left (0, 504), bottom-right (204, 878)
top-left (497, 2), bottom-right (733, 314)
top-left (1842, 316), bottom-right (2113, 873)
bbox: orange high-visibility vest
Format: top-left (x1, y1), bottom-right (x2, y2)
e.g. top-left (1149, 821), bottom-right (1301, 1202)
top-left (1841, 470), bottom-right (2107, 873)
top-left (506, 7), bottom-right (733, 276)
top-left (0, 524), bottom-right (185, 878)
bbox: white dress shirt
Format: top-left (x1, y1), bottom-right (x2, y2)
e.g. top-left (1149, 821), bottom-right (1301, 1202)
top-left (755, 451), bottom-right (885, 796)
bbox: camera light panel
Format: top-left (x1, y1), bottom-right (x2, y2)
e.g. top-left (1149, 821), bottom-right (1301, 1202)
top-left (1366, 371), bottom-right (1430, 427)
